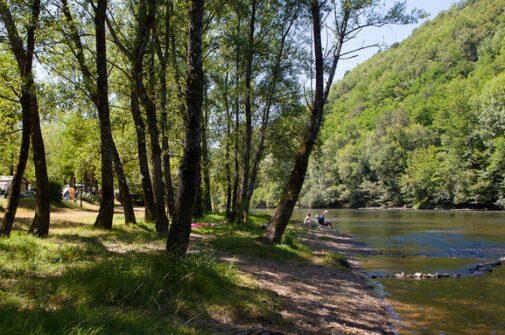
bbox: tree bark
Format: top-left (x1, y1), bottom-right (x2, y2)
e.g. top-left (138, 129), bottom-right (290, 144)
top-left (61, 0), bottom-right (136, 226)
top-left (28, 84), bottom-right (51, 237)
top-left (264, 0), bottom-right (325, 243)
top-left (223, 71), bottom-right (232, 218)
top-left (130, 84), bottom-right (156, 223)
top-left (201, 80), bottom-right (212, 213)
top-left (240, 10), bottom-right (296, 224)
top-left (0, 0), bottom-right (50, 237)
top-left (167, 0), bottom-right (205, 256)
top-left (93, 0), bottom-right (115, 229)
top-left (112, 142), bottom-right (136, 224)
top-left (140, 79), bottom-right (170, 235)
top-left (155, 12), bottom-right (176, 218)
top-left (229, 11), bottom-right (241, 222)
top-left (0, 92), bottom-right (31, 237)
top-left (238, 0), bottom-right (257, 223)
top-left (193, 163), bottom-right (204, 218)
top-left (130, 0), bottom-right (169, 234)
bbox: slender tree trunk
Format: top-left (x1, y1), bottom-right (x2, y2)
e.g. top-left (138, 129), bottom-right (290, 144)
top-left (130, 84), bottom-right (156, 223)
top-left (28, 89), bottom-right (50, 237)
top-left (194, 164), bottom-right (204, 218)
top-left (0, 97), bottom-right (31, 237)
top-left (223, 71), bottom-right (232, 217)
top-left (167, 0), bottom-right (205, 256)
top-left (112, 142), bottom-right (136, 224)
top-left (229, 12), bottom-right (241, 222)
top-left (93, 0), bottom-right (115, 229)
top-left (60, 0), bottom-right (135, 226)
top-left (238, 0), bottom-right (257, 223)
top-left (264, 0), bottom-right (325, 244)
top-left (239, 11), bottom-right (296, 223)
top-left (160, 72), bottom-right (176, 219)
top-left (155, 16), bottom-right (176, 218)
top-left (132, 0), bottom-right (169, 233)
top-left (0, 0), bottom-right (50, 237)
top-left (138, 55), bottom-right (170, 235)
top-left (201, 80), bottom-right (212, 213)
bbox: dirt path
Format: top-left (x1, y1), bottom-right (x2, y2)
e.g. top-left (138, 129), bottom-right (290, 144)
top-left (220, 228), bottom-right (394, 335)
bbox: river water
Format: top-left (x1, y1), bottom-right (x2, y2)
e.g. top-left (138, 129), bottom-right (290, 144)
top-left (254, 209), bottom-right (505, 335)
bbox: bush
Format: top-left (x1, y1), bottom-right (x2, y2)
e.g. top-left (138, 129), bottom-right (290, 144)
top-left (49, 180), bottom-right (63, 203)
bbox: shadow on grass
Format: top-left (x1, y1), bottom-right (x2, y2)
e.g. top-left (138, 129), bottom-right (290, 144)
top-left (211, 235), bottom-right (310, 263)
top-left (0, 303), bottom-right (196, 335)
top-left (10, 218), bottom-right (92, 233)
top-left (0, 232), bottom-right (282, 335)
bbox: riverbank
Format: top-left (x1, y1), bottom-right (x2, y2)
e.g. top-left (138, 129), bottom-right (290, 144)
top-left (200, 224), bottom-right (395, 334)
top-left (0, 200), bottom-right (395, 334)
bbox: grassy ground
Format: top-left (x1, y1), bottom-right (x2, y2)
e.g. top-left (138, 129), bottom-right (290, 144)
top-left (0, 199), bottom-right (350, 334)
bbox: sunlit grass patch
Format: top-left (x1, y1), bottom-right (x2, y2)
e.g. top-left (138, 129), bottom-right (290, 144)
top-left (192, 213), bottom-right (269, 236)
top-left (211, 234), bottom-right (312, 262)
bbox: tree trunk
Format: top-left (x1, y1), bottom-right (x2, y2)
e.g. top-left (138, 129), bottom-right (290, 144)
top-left (60, 0), bottom-right (134, 226)
top-left (0, 95), bottom-right (31, 237)
top-left (130, 0), bottom-right (169, 233)
top-left (201, 80), bottom-right (212, 213)
top-left (130, 84), bottom-right (156, 223)
top-left (167, 0), bottom-right (205, 256)
top-left (138, 54), bottom-right (170, 235)
top-left (229, 11), bottom-right (241, 222)
top-left (155, 17), bottom-right (176, 218)
top-left (0, 0), bottom-right (50, 237)
top-left (112, 142), bottom-right (136, 224)
top-left (239, 10), bottom-right (296, 224)
top-left (264, 0), bottom-right (325, 244)
top-left (161, 103), bottom-right (176, 219)
top-left (223, 71), bottom-right (232, 218)
top-left (93, 0), bottom-right (115, 230)
top-left (238, 0), bottom-right (257, 223)
top-left (28, 88), bottom-right (51, 237)
top-left (193, 164), bottom-right (204, 218)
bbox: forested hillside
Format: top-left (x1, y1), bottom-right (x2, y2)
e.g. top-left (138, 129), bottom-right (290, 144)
top-left (295, 0), bottom-right (505, 209)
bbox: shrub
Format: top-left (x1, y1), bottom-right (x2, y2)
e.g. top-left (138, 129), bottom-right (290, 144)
top-left (49, 180), bottom-right (63, 203)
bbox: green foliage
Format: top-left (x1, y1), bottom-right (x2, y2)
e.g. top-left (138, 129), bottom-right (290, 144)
top-left (401, 146), bottom-right (454, 208)
top-left (49, 179), bottom-right (63, 203)
top-left (298, 0), bottom-right (505, 209)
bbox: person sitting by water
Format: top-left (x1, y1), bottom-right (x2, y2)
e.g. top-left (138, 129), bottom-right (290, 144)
top-left (317, 211), bottom-right (333, 228)
top-left (304, 211), bottom-right (313, 227)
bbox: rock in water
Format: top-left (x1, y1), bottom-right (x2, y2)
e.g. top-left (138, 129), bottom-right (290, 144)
top-left (395, 273), bottom-right (405, 279)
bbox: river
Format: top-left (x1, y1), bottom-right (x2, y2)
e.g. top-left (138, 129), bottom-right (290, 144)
top-left (254, 208), bottom-right (505, 335)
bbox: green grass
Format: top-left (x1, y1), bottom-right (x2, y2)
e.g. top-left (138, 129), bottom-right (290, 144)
top-left (211, 235), bottom-right (312, 262)
top-left (0, 211), bottom-right (347, 334)
top-left (0, 223), bottom-right (281, 334)
top-left (323, 252), bottom-right (351, 271)
top-left (201, 214), bottom-right (313, 263)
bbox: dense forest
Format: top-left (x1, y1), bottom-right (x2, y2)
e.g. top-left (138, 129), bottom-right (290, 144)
top-left (280, 0), bottom-right (505, 210)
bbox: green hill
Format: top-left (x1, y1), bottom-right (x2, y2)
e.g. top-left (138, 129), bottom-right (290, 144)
top-left (301, 0), bottom-right (505, 209)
